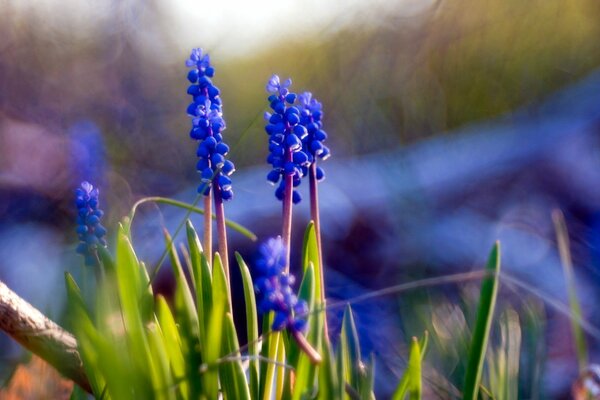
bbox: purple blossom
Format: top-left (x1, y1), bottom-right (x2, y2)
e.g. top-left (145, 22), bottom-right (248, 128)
top-left (254, 237), bottom-right (308, 333)
top-left (75, 181), bottom-right (107, 266)
top-left (186, 48), bottom-right (234, 199)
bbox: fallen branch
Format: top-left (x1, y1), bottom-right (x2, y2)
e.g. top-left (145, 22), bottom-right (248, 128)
top-left (0, 279), bottom-right (91, 393)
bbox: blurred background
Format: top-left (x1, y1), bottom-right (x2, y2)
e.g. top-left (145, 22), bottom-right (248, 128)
top-left (1, 0), bottom-right (600, 398)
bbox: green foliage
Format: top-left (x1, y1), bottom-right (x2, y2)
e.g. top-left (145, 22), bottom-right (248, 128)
top-left (463, 242), bottom-right (501, 400)
top-left (63, 189), bottom-right (585, 400)
top-left (553, 210), bottom-right (588, 371)
top-left (392, 333), bottom-right (427, 400)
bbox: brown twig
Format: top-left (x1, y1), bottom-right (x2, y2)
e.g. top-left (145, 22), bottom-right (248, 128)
top-left (0, 280), bottom-right (91, 393)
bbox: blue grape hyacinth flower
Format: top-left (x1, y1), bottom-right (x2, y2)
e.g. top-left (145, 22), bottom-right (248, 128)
top-left (264, 75), bottom-right (311, 204)
top-left (298, 92), bottom-right (330, 181)
top-left (186, 48), bottom-right (235, 200)
top-left (254, 237), bottom-right (308, 333)
top-left (75, 181), bottom-right (107, 266)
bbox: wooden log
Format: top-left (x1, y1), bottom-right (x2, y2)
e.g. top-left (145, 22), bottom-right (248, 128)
top-left (0, 280), bottom-right (91, 393)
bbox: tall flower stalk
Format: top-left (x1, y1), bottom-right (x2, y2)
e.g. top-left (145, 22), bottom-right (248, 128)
top-left (186, 48), bottom-right (235, 280)
top-left (298, 92), bottom-right (330, 314)
top-left (75, 181), bottom-right (107, 270)
top-left (264, 75), bottom-right (310, 270)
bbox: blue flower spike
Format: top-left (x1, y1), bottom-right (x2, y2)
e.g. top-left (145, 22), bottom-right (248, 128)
top-left (254, 236), bottom-right (321, 363)
top-left (298, 91), bottom-right (330, 181)
top-left (264, 75), bottom-right (311, 204)
top-left (187, 48), bottom-right (234, 200)
top-left (254, 237), bottom-right (308, 333)
top-left (75, 181), bottom-right (107, 266)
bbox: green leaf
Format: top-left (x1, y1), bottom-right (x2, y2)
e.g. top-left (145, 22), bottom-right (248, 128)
top-left (463, 241), bottom-right (501, 400)
top-left (204, 252), bottom-right (229, 399)
top-left (235, 252), bottom-right (260, 399)
top-left (114, 228), bottom-right (158, 396)
top-left (407, 338), bottom-right (422, 400)
top-left (291, 263), bottom-right (320, 400)
top-left (318, 336), bottom-right (340, 400)
top-left (64, 273), bottom-right (104, 396)
top-left (163, 228), bottom-right (200, 341)
top-left (69, 385), bottom-right (88, 400)
top-left (219, 313), bottom-right (251, 400)
top-left (302, 222), bottom-right (323, 304)
top-left (259, 322), bottom-right (280, 400)
top-left (392, 337), bottom-right (422, 400)
top-left (156, 295), bottom-right (188, 398)
top-left (359, 354), bottom-right (376, 400)
top-left (147, 321), bottom-right (176, 400)
top-left (340, 304), bottom-right (362, 390)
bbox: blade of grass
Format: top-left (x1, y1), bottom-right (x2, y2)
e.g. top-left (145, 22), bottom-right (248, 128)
top-left (463, 241), bottom-right (501, 400)
top-left (220, 313), bottom-right (251, 400)
top-left (291, 264), bottom-right (319, 400)
top-left (552, 210), bottom-right (588, 371)
top-left (392, 335), bottom-right (424, 400)
top-left (235, 252), bottom-right (260, 399)
top-left (340, 304), bottom-right (362, 391)
top-left (126, 196), bottom-right (257, 241)
top-left (156, 295), bottom-right (188, 398)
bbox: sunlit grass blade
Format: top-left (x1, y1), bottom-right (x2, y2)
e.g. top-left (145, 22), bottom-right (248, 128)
top-left (392, 335), bottom-right (424, 400)
top-left (65, 273), bottom-right (104, 396)
top-left (407, 337), bottom-right (422, 400)
top-left (340, 304), bottom-right (362, 392)
top-left (126, 196), bottom-right (257, 241)
top-left (302, 222), bottom-right (322, 304)
top-left (485, 308), bottom-right (521, 400)
top-left (156, 295), bottom-right (188, 398)
top-left (553, 209), bottom-right (588, 371)
top-left (359, 353), bottom-right (376, 400)
top-left (318, 336), bottom-right (341, 400)
top-left (115, 227), bottom-right (164, 396)
top-left (163, 229), bottom-right (199, 339)
top-left (463, 241), bottom-right (501, 400)
top-left (204, 252), bottom-right (229, 399)
top-left (146, 321), bottom-right (176, 400)
top-left (185, 221), bottom-right (208, 349)
top-left (219, 313), bottom-right (252, 400)
top-left (275, 334), bottom-right (286, 400)
top-left (291, 263), bottom-right (318, 400)
top-left (235, 252), bottom-right (260, 399)
top-left (259, 319), bottom-right (279, 400)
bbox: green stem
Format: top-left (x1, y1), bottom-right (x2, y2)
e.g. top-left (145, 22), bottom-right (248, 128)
top-left (126, 196), bottom-right (256, 241)
top-left (309, 162), bottom-right (329, 339)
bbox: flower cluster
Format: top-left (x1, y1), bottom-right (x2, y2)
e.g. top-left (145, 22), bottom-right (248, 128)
top-left (264, 75), bottom-right (311, 204)
top-left (75, 181), bottom-right (107, 266)
top-left (298, 92), bottom-right (330, 181)
top-left (186, 48), bottom-right (234, 200)
top-left (254, 237), bottom-right (308, 333)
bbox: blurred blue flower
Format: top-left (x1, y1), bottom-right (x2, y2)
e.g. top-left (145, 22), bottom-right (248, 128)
top-left (186, 48), bottom-right (234, 200)
top-left (264, 75), bottom-right (310, 204)
top-left (75, 181), bottom-right (107, 266)
top-left (254, 237), bottom-right (308, 333)
top-left (298, 92), bottom-right (330, 181)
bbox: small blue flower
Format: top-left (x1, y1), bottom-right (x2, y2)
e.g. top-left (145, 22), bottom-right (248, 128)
top-left (254, 237), bottom-right (308, 333)
top-left (264, 75), bottom-right (310, 203)
top-left (187, 48), bottom-right (234, 199)
top-left (75, 181), bottom-right (107, 266)
top-left (298, 92), bottom-right (330, 181)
